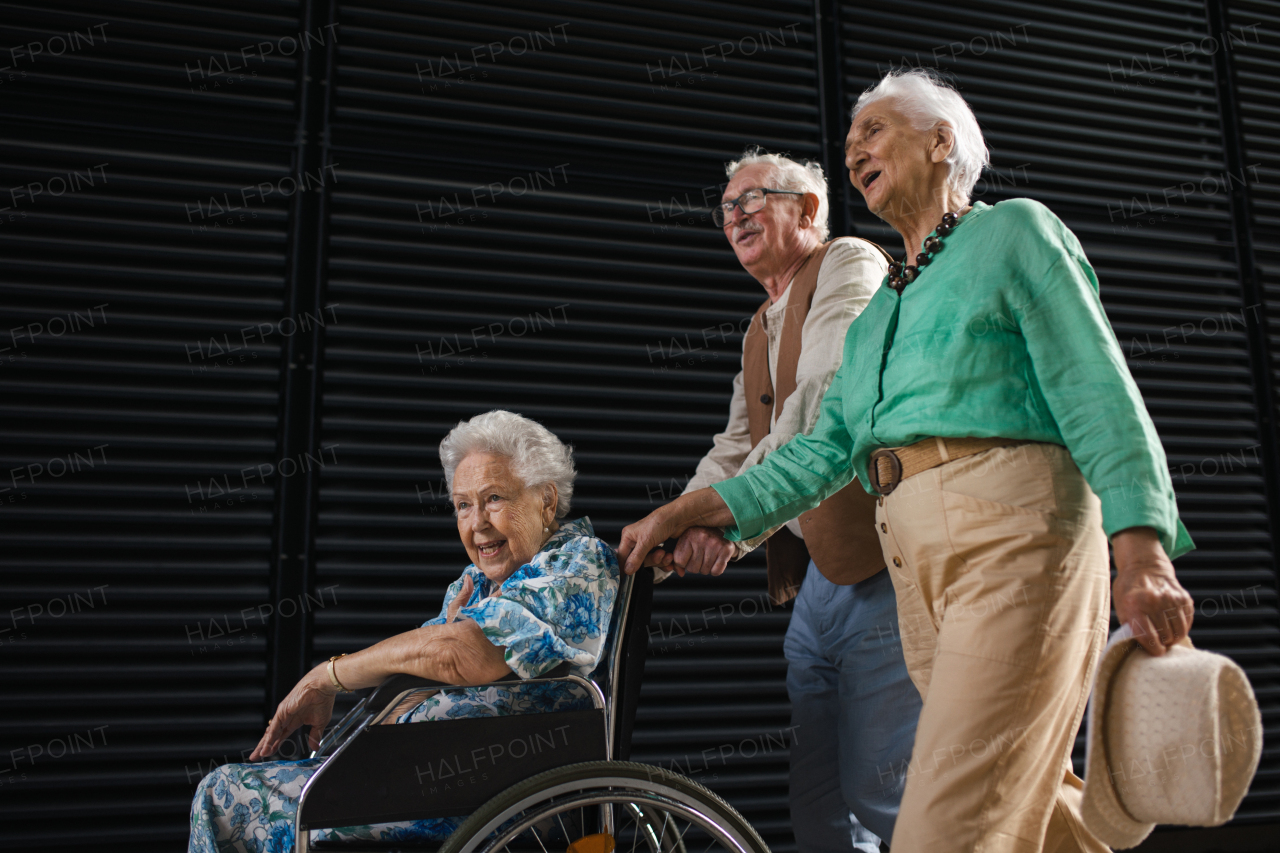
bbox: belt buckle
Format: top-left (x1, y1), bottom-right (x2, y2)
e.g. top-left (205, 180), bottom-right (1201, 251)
top-left (869, 448), bottom-right (903, 496)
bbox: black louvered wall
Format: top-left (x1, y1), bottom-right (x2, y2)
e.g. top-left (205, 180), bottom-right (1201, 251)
top-left (0, 1), bottom-right (314, 847)
top-left (1219, 0), bottom-right (1280, 819)
top-left (1230, 0), bottom-right (1280, 583)
top-left (0, 1), bottom-right (1276, 850)
top-left (1231, 9), bottom-right (1280, 396)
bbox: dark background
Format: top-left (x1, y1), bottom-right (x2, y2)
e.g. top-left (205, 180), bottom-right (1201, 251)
top-left (0, 1), bottom-right (1277, 850)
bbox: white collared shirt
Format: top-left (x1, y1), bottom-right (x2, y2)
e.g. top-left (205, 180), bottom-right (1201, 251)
top-left (682, 237), bottom-right (886, 555)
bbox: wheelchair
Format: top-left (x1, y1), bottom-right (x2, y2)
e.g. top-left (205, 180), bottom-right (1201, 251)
top-left (295, 566), bottom-right (771, 853)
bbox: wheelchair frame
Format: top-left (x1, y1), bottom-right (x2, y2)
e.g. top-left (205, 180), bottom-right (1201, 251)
top-left (293, 566), bottom-right (651, 852)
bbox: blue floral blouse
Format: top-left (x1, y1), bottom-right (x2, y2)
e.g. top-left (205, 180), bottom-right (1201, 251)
top-left (398, 517), bottom-right (619, 721)
top-left (189, 517), bottom-right (619, 852)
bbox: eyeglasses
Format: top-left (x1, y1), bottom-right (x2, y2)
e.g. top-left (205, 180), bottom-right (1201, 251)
top-left (712, 187), bottom-right (805, 227)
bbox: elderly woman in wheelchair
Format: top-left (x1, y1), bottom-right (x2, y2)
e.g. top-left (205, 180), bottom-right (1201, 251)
top-left (189, 410), bottom-right (619, 851)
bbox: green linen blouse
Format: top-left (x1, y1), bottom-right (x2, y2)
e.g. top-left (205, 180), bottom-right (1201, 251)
top-left (712, 198), bottom-right (1194, 559)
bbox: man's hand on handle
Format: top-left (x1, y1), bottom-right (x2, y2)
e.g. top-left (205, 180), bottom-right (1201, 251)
top-left (618, 488), bottom-right (736, 575)
top-left (1111, 526), bottom-right (1194, 656)
top-left (670, 527), bottom-right (735, 577)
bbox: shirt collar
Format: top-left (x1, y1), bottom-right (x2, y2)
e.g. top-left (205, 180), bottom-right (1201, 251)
top-left (542, 516), bottom-right (593, 551)
top-left (905, 201), bottom-right (992, 259)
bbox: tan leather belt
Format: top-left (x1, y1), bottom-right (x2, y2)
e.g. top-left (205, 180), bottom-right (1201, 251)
top-left (869, 436), bottom-right (1034, 496)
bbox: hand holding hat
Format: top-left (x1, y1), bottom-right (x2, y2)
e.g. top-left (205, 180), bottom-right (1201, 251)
top-left (1111, 527), bottom-right (1194, 657)
top-left (1081, 626), bottom-right (1263, 849)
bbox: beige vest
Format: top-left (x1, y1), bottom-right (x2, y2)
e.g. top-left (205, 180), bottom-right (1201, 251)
top-left (743, 239), bottom-right (892, 605)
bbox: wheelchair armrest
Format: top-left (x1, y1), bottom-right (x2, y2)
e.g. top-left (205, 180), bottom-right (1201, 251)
top-left (364, 662), bottom-right (574, 718)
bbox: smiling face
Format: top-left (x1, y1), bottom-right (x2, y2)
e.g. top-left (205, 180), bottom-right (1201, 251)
top-left (452, 451), bottom-right (557, 585)
top-left (845, 98), bottom-right (951, 224)
top-left (720, 162), bottom-right (815, 282)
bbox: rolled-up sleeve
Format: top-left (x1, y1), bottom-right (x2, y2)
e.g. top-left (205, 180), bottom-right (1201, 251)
top-left (702, 239), bottom-right (883, 555)
top-left (713, 349), bottom-right (859, 541)
top-left (1014, 240), bottom-right (1193, 558)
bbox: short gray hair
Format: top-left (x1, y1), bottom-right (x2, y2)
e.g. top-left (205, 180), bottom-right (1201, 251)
top-left (724, 146), bottom-right (830, 241)
top-left (439, 410), bottom-right (575, 518)
top-left (852, 70), bottom-right (989, 202)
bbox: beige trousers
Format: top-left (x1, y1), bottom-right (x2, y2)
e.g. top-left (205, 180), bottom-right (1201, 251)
top-left (874, 442), bottom-right (1112, 853)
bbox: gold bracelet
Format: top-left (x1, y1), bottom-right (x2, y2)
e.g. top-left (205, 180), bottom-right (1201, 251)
top-left (327, 654), bottom-right (351, 692)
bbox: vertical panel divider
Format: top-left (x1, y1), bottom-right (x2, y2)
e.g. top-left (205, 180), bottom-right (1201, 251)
top-left (1205, 0), bottom-right (1280, 567)
top-left (814, 0), bottom-right (851, 238)
top-left (267, 0), bottom-right (338, 716)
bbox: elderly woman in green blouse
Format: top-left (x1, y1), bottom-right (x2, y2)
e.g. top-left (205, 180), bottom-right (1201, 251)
top-left (620, 70), bottom-right (1194, 853)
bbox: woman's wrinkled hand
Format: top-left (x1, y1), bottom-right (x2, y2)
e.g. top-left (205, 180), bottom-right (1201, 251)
top-left (618, 506), bottom-right (683, 576)
top-left (618, 489), bottom-right (737, 576)
top-left (250, 667), bottom-right (337, 761)
top-left (1111, 526), bottom-right (1194, 656)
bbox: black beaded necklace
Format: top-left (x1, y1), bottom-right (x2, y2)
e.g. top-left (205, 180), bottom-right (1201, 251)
top-left (887, 210), bottom-right (960, 294)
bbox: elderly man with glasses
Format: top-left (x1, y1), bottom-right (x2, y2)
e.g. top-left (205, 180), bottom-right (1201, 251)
top-left (646, 148), bottom-right (921, 853)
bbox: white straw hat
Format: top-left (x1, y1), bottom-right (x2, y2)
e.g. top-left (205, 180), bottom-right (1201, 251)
top-left (1082, 626), bottom-right (1262, 849)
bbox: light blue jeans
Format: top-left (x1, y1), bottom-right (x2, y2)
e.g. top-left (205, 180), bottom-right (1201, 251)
top-left (785, 562), bottom-right (920, 852)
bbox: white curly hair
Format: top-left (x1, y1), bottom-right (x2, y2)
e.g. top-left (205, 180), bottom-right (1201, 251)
top-left (852, 69), bottom-right (990, 202)
top-left (439, 410), bottom-right (575, 518)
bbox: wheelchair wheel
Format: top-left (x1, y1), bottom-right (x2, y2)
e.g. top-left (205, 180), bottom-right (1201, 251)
top-left (438, 761), bottom-right (770, 853)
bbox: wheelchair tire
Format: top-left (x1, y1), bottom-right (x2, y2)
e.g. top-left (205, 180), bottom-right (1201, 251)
top-left (438, 760), bottom-right (770, 853)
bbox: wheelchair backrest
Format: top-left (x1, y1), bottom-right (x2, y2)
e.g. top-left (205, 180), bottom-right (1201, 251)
top-left (593, 564), bottom-right (654, 761)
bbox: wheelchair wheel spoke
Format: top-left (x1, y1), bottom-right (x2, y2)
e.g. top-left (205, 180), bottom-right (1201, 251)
top-left (656, 808), bottom-right (671, 851)
top-left (529, 824), bottom-right (551, 853)
top-left (474, 800), bottom-right (749, 853)
top-left (663, 811), bottom-right (692, 853)
top-left (671, 814), bottom-right (696, 853)
top-left (438, 762), bottom-right (770, 853)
